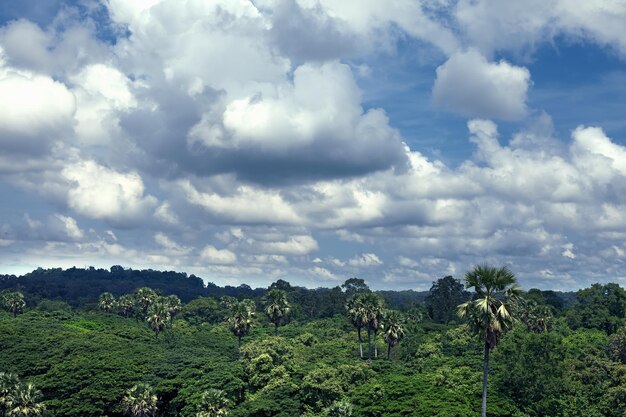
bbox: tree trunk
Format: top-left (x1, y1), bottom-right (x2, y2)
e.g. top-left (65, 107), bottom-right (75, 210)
top-left (367, 328), bottom-right (372, 361)
top-left (374, 331), bottom-right (378, 358)
top-left (238, 336), bottom-right (242, 359)
top-left (482, 341), bottom-right (489, 417)
top-left (357, 327), bottom-right (363, 358)
top-left (274, 322), bottom-right (278, 336)
top-left (387, 343), bottom-right (391, 360)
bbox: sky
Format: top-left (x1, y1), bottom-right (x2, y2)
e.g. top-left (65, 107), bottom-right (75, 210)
top-left (1, 0), bottom-right (626, 291)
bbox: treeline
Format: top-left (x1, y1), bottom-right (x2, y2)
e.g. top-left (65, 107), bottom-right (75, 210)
top-left (0, 267), bottom-right (573, 321)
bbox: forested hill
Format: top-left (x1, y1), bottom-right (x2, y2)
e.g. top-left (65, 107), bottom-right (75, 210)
top-left (0, 266), bottom-right (574, 314)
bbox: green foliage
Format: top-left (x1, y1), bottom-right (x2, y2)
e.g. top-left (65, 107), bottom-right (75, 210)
top-left (3, 278), bottom-right (626, 417)
top-left (567, 283), bottom-right (626, 334)
top-left (181, 297), bottom-right (224, 325)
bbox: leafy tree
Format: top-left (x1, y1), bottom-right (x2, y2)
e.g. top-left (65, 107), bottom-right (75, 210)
top-left (122, 384), bottom-right (157, 417)
top-left (425, 276), bottom-right (469, 323)
top-left (3, 292), bottom-right (25, 317)
top-left (341, 278), bottom-right (370, 299)
top-left (383, 311), bottom-right (406, 360)
top-left (98, 292), bottom-right (116, 313)
top-left (567, 283), bottom-right (626, 334)
top-left (346, 294), bottom-right (367, 358)
top-left (262, 289), bottom-right (290, 335)
top-left (4, 382), bottom-right (45, 417)
top-left (196, 389), bottom-right (230, 417)
top-left (181, 297), bottom-right (223, 325)
top-left (118, 294), bottom-right (135, 318)
top-left (609, 326), bottom-right (626, 363)
top-left (457, 264), bottom-right (521, 417)
top-left (226, 299), bottom-right (255, 351)
top-left (146, 300), bottom-right (169, 339)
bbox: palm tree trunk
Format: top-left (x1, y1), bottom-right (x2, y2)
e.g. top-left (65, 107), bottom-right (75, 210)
top-left (482, 341), bottom-right (489, 417)
top-left (387, 343), bottom-right (391, 360)
top-left (374, 331), bottom-right (378, 358)
top-left (357, 327), bottom-right (363, 358)
top-left (274, 322), bottom-right (278, 336)
top-left (367, 328), bottom-right (372, 361)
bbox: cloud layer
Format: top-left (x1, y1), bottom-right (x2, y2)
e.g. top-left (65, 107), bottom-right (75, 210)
top-left (1, 0), bottom-right (626, 290)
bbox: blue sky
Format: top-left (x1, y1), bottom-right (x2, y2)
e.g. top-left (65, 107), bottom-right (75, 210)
top-left (1, 0), bottom-right (626, 291)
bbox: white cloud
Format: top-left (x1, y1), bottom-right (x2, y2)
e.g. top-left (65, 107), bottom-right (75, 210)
top-left (0, 65), bottom-right (75, 144)
top-left (454, 0), bottom-right (626, 58)
top-left (348, 253), bottom-right (383, 267)
top-left (182, 180), bottom-right (302, 225)
top-left (432, 49), bottom-right (530, 120)
top-left (254, 235), bottom-right (319, 256)
top-left (62, 161), bottom-right (157, 225)
top-left (200, 245), bottom-right (237, 265)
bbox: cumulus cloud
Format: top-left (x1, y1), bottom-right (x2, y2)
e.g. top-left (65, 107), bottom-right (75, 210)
top-left (432, 49), bottom-right (531, 120)
top-left (0, 64), bottom-right (75, 153)
top-left (454, 0), bottom-right (626, 58)
top-left (62, 161), bottom-right (157, 226)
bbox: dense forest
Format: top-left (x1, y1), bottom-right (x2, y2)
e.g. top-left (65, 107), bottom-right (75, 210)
top-left (1, 266), bottom-right (624, 417)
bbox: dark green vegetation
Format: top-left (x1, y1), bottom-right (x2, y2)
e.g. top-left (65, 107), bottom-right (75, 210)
top-left (1, 267), bottom-right (624, 416)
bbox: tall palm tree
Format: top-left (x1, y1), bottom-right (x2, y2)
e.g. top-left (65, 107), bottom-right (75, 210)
top-left (134, 287), bottom-right (158, 319)
top-left (122, 384), bottom-right (157, 417)
top-left (4, 292), bottom-right (26, 317)
top-left (361, 293), bottom-right (385, 361)
top-left (98, 292), bottom-right (116, 313)
top-left (226, 299), bottom-right (255, 352)
top-left (383, 311), bottom-right (406, 360)
top-left (146, 300), bottom-right (169, 340)
top-left (262, 289), bottom-right (290, 335)
top-left (165, 295), bottom-right (182, 324)
top-left (457, 264), bottom-right (521, 417)
top-left (196, 389), bottom-right (230, 417)
top-left (4, 382), bottom-right (45, 417)
top-left (118, 294), bottom-right (135, 318)
top-left (346, 294), bottom-right (367, 358)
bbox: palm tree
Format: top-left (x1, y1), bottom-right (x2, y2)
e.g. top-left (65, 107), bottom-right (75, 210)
top-left (122, 384), bottom-right (157, 417)
top-left (134, 287), bottom-right (158, 318)
top-left (146, 300), bottom-right (169, 340)
top-left (346, 294), bottom-right (367, 358)
top-left (0, 372), bottom-right (20, 413)
top-left (165, 295), bottom-right (182, 324)
top-left (262, 289), bottom-right (290, 335)
top-left (326, 398), bottom-right (353, 417)
top-left (5, 382), bottom-right (45, 417)
top-left (226, 299), bottom-right (255, 352)
top-left (518, 299), bottom-right (553, 333)
top-left (196, 389), bottom-right (230, 417)
top-left (457, 264), bottom-right (521, 417)
top-left (361, 293), bottom-right (384, 360)
top-left (383, 311), bottom-right (406, 360)
top-left (118, 294), bottom-right (135, 318)
top-left (98, 292), bottom-right (116, 313)
top-left (4, 292), bottom-right (26, 317)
